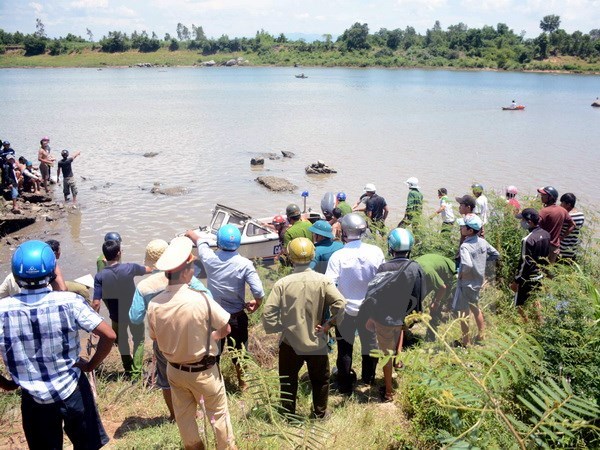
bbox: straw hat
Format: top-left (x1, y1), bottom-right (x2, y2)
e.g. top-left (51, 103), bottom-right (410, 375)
top-left (155, 237), bottom-right (194, 272)
top-left (144, 239), bottom-right (169, 269)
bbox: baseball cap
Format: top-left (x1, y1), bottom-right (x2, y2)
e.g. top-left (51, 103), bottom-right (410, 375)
top-left (516, 208), bottom-right (539, 223)
top-left (364, 183), bottom-right (376, 193)
top-left (457, 214), bottom-right (483, 231)
top-left (155, 236), bottom-right (194, 272)
top-left (308, 220), bottom-right (334, 239)
top-left (41, 136), bottom-right (50, 141)
top-left (2, 141), bottom-right (9, 145)
top-left (455, 195), bottom-right (477, 209)
top-left (144, 239), bottom-right (169, 269)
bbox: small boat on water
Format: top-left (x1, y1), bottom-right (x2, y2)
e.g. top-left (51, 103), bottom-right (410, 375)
top-left (502, 105), bottom-right (525, 110)
top-left (188, 204), bottom-right (321, 261)
top-left (295, 73), bottom-right (308, 79)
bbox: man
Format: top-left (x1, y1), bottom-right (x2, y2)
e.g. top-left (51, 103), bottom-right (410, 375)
top-left (455, 194), bottom-right (477, 218)
top-left (38, 136), bottom-right (55, 193)
top-left (308, 219), bottom-right (344, 274)
top-left (97, 231), bottom-right (122, 272)
top-left (57, 149), bottom-right (81, 204)
top-left (129, 239), bottom-right (212, 420)
top-left (263, 237), bottom-right (346, 418)
top-left (510, 208), bottom-right (550, 322)
top-left (186, 224), bottom-right (264, 391)
top-left (559, 193), bottom-right (585, 261)
top-left (335, 192), bottom-right (352, 216)
top-left (283, 203), bottom-right (313, 248)
top-left (4, 154), bottom-right (20, 213)
top-left (363, 183), bottom-right (389, 227)
top-left (147, 237), bottom-right (235, 450)
top-left (360, 228), bottom-right (425, 402)
top-left (471, 183), bottom-right (489, 233)
top-left (326, 213), bottom-right (385, 394)
top-left (400, 177), bottom-right (423, 226)
top-left (0, 240), bottom-right (115, 449)
top-left (537, 186), bottom-right (575, 263)
top-left (93, 239), bottom-right (152, 379)
top-left (506, 185), bottom-right (521, 212)
top-left (0, 140), bottom-right (15, 187)
top-left (432, 188), bottom-right (456, 233)
top-left (414, 253), bottom-right (457, 340)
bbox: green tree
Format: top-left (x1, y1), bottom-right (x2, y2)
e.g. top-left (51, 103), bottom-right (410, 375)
top-left (339, 22), bottom-right (370, 51)
top-left (540, 14), bottom-right (561, 34)
top-left (23, 35), bottom-right (46, 55)
top-left (168, 38), bottom-right (179, 51)
top-left (99, 31), bottom-right (130, 53)
top-left (34, 18), bottom-right (46, 39)
top-left (86, 28), bottom-right (93, 42)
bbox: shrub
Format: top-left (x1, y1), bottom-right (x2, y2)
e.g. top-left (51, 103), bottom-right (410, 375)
top-left (23, 36), bottom-right (46, 56)
top-left (168, 39), bottom-right (179, 51)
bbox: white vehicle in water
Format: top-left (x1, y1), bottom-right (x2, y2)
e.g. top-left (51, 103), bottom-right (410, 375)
top-left (189, 204), bottom-right (323, 262)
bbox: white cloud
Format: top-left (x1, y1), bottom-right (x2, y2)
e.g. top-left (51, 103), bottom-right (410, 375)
top-left (115, 6), bottom-right (136, 17)
top-left (69, 0), bottom-right (108, 9)
top-left (396, 0), bottom-right (447, 10)
top-left (295, 13), bottom-right (310, 20)
top-left (28, 1), bottom-right (43, 14)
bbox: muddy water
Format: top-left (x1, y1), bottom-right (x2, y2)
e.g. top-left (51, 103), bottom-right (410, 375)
top-left (1, 67), bottom-right (599, 280)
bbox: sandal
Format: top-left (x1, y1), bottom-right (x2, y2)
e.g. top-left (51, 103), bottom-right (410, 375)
top-left (379, 387), bottom-right (394, 403)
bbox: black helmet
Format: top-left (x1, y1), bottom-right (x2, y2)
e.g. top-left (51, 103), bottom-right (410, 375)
top-left (285, 204), bottom-right (301, 219)
top-left (537, 186), bottom-right (559, 202)
top-left (104, 231), bottom-right (122, 243)
top-left (61, 149), bottom-right (69, 158)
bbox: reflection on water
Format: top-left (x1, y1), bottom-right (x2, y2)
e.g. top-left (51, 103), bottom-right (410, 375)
top-left (1, 67), bottom-right (599, 279)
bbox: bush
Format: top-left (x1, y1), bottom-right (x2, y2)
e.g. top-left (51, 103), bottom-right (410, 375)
top-left (48, 40), bottom-right (66, 56)
top-left (23, 36), bottom-right (46, 56)
top-left (168, 39), bottom-right (179, 51)
top-left (138, 38), bottom-right (160, 53)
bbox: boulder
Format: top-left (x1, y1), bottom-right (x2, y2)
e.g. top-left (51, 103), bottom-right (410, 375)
top-left (305, 160), bottom-right (337, 174)
top-left (281, 151), bottom-right (295, 158)
top-left (251, 158), bottom-right (264, 166)
top-left (225, 59), bottom-right (237, 66)
top-left (143, 152), bottom-right (159, 158)
top-left (256, 176), bottom-right (297, 192)
top-left (592, 100), bottom-right (600, 107)
top-left (150, 186), bottom-right (189, 196)
top-left (202, 60), bottom-right (216, 67)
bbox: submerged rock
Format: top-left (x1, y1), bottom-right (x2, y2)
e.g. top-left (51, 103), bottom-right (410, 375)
top-left (251, 157), bottom-right (265, 166)
top-left (256, 176), bottom-right (297, 192)
top-left (150, 186), bottom-right (189, 196)
top-left (281, 151), bottom-right (295, 158)
top-left (305, 160), bottom-right (337, 174)
top-left (143, 152), bottom-right (159, 158)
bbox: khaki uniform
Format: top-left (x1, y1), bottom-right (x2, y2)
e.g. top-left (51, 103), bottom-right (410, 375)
top-left (148, 283), bottom-right (234, 449)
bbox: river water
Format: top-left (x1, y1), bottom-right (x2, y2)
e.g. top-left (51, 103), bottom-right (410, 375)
top-left (0, 67), bottom-right (599, 279)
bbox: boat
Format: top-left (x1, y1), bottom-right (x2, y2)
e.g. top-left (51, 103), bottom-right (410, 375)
top-left (502, 105), bottom-right (525, 110)
top-left (295, 73), bottom-right (308, 79)
top-left (188, 204), bottom-right (321, 261)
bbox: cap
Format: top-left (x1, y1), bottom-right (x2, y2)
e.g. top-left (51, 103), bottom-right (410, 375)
top-left (364, 183), bottom-right (376, 193)
top-left (155, 236), bottom-right (194, 272)
top-left (41, 136), bottom-right (50, 141)
top-left (406, 177), bottom-right (419, 188)
top-left (516, 208), bottom-right (539, 223)
top-left (457, 214), bottom-right (483, 231)
top-left (308, 220), bottom-right (334, 239)
top-left (455, 195), bottom-right (476, 209)
top-left (2, 141), bottom-right (9, 145)
top-left (144, 239), bottom-right (169, 269)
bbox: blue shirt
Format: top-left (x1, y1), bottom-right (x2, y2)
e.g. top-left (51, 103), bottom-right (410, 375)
top-left (129, 272), bottom-right (212, 325)
top-left (309, 238), bottom-right (344, 274)
top-left (93, 263), bottom-right (147, 322)
top-left (0, 288), bottom-right (102, 404)
top-left (196, 242), bottom-right (265, 314)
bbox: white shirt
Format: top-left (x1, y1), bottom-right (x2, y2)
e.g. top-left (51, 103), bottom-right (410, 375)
top-left (439, 195), bottom-right (455, 223)
top-left (475, 194), bottom-right (489, 225)
top-left (325, 240), bottom-right (385, 316)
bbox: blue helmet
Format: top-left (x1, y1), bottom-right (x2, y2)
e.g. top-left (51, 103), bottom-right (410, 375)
top-left (388, 228), bottom-right (414, 253)
top-left (337, 192), bottom-right (347, 201)
top-left (12, 240), bottom-right (57, 288)
top-left (217, 224), bottom-right (241, 251)
top-left (104, 231), bottom-right (122, 243)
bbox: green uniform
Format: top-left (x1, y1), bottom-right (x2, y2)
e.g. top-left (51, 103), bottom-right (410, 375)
top-left (283, 220), bottom-right (313, 248)
top-left (336, 200), bottom-right (352, 216)
top-left (415, 254), bottom-right (456, 296)
top-left (405, 188), bottom-right (424, 222)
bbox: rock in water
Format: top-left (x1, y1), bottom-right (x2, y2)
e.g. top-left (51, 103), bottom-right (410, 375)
top-left (143, 152), bottom-right (159, 158)
top-left (150, 186), bottom-right (189, 196)
top-left (256, 176), bottom-right (297, 192)
top-left (251, 158), bottom-right (265, 166)
top-left (281, 151), bottom-right (295, 158)
top-left (305, 161), bottom-right (337, 174)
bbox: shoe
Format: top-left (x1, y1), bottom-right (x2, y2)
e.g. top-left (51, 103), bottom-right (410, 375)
top-left (11, 209), bottom-right (21, 214)
top-left (379, 387), bottom-right (394, 403)
top-left (451, 340), bottom-right (466, 348)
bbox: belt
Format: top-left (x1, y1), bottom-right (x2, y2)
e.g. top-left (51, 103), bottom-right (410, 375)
top-left (169, 355), bottom-right (216, 373)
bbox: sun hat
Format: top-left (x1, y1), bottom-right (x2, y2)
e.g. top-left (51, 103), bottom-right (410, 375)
top-left (155, 236), bottom-right (194, 272)
top-left (144, 239), bottom-right (169, 269)
top-left (455, 195), bottom-right (477, 209)
top-left (457, 214), bottom-right (483, 231)
top-left (308, 220), bottom-right (334, 239)
top-left (364, 183), bottom-right (376, 193)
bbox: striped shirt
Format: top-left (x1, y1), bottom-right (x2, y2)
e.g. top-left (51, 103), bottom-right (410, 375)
top-left (0, 288), bottom-right (102, 404)
top-left (560, 211), bottom-right (585, 258)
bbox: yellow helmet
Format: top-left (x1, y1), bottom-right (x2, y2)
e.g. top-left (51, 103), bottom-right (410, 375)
top-left (287, 237), bottom-right (315, 265)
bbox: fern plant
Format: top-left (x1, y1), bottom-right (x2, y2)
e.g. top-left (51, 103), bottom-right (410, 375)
top-left (402, 315), bottom-right (600, 449)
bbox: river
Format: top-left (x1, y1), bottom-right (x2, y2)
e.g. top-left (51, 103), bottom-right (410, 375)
top-left (0, 66), bottom-right (599, 279)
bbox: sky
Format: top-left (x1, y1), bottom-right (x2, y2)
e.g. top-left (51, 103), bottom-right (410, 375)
top-left (1, 0), bottom-right (599, 41)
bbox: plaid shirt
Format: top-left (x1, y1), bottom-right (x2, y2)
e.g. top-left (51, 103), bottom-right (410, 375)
top-left (0, 287), bottom-right (102, 404)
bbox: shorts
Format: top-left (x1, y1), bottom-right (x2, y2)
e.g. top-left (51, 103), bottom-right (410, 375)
top-left (63, 176), bottom-right (78, 197)
top-left (21, 374), bottom-right (109, 450)
top-left (40, 163), bottom-right (50, 180)
top-left (374, 323), bottom-right (403, 353)
top-left (10, 186), bottom-right (18, 199)
top-left (452, 284), bottom-right (481, 311)
top-left (153, 340), bottom-right (170, 390)
top-left (514, 279), bottom-right (541, 307)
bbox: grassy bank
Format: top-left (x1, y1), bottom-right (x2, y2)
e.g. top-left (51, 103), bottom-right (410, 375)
top-left (1, 47), bottom-right (600, 73)
top-left (1, 195), bottom-right (599, 448)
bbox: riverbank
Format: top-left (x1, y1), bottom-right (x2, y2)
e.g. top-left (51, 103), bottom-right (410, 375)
top-left (1, 47), bottom-right (600, 74)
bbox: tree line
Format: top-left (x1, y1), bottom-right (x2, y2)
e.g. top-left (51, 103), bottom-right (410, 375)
top-left (1, 15), bottom-right (599, 69)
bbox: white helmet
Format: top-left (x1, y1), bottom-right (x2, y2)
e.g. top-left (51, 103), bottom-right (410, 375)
top-left (406, 177), bottom-right (419, 188)
top-left (340, 213), bottom-right (367, 241)
top-left (364, 183), bottom-right (376, 193)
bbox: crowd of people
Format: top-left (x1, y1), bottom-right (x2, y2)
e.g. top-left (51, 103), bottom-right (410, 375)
top-left (0, 136), bottom-right (81, 212)
top-left (0, 176), bottom-right (587, 450)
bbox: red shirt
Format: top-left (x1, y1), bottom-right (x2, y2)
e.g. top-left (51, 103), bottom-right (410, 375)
top-left (539, 204), bottom-right (574, 247)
